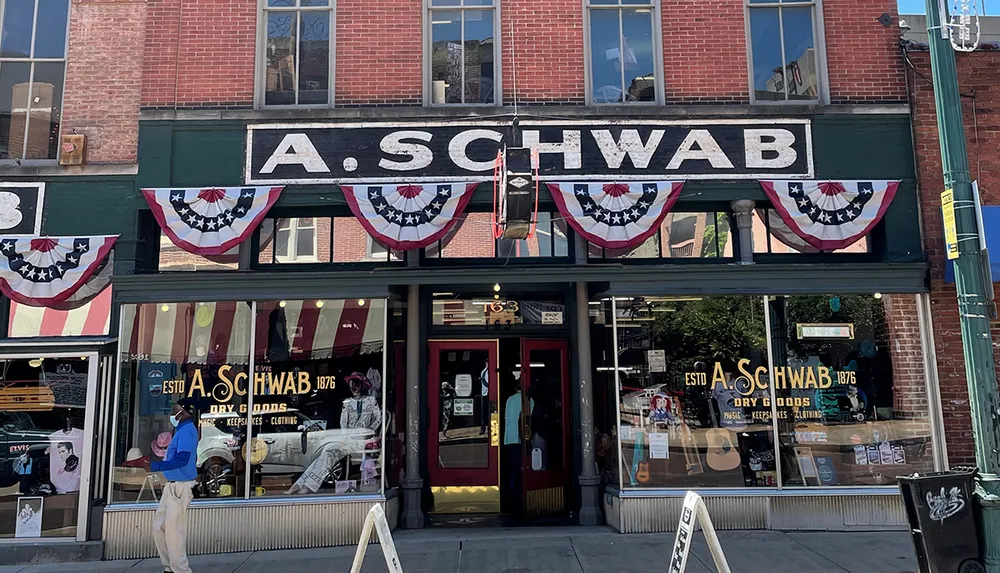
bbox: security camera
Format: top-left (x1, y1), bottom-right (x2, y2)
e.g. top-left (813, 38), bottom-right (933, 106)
top-left (899, 19), bottom-right (911, 32)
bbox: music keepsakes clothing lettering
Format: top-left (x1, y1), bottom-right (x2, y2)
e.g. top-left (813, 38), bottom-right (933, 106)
top-left (47, 428), bottom-right (83, 494)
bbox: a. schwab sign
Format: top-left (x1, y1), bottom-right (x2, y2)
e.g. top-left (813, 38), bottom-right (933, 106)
top-left (245, 119), bottom-right (814, 184)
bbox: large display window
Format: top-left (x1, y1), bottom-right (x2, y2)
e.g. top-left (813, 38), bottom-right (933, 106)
top-left (109, 299), bottom-right (388, 504)
top-left (0, 357), bottom-right (93, 538)
top-left (606, 294), bottom-right (936, 491)
top-left (769, 295), bottom-right (934, 487)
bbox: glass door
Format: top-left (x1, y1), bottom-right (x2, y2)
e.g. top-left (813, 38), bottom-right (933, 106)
top-left (427, 340), bottom-right (499, 513)
top-left (520, 339), bottom-right (570, 517)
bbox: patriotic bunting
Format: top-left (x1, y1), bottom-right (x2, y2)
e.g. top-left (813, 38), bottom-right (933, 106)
top-left (757, 209), bottom-right (818, 254)
top-left (142, 186), bottom-right (283, 256)
top-left (759, 180), bottom-right (900, 251)
top-left (547, 181), bottom-right (685, 249)
top-left (0, 236), bottom-right (117, 307)
top-left (49, 250), bottom-right (113, 311)
top-left (341, 182), bottom-right (478, 250)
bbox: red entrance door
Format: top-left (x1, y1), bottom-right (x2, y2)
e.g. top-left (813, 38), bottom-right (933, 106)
top-left (427, 340), bottom-right (500, 513)
top-left (519, 339), bottom-right (571, 517)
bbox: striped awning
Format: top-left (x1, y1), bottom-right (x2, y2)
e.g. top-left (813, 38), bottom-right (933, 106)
top-left (122, 299), bottom-right (385, 365)
top-left (8, 286), bottom-right (113, 338)
top-left (255, 299), bottom-right (385, 361)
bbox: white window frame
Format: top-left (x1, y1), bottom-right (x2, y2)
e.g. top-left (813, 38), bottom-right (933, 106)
top-left (275, 217), bottom-right (318, 262)
top-left (423, 0), bottom-right (502, 107)
top-left (582, 0), bottom-right (664, 106)
top-left (365, 235), bottom-right (400, 262)
top-left (0, 0), bottom-right (70, 164)
top-left (254, 0), bottom-right (336, 109)
top-left (744, 0), bottom-right (829, 105)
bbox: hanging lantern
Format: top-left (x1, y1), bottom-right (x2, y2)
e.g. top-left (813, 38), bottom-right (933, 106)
top-left (492, 147), bottom-right (538, 241)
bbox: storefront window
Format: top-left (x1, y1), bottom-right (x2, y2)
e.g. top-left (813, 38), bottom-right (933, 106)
top-left (615, 296), bottom-right (776, 489)
top-left (111, 302), bottom-right (252, 502)
top-left (432, 295), bottom-right (567, 328)
top-left (752, 210), bottom-right (869, 254)
top-left (1, 357), bottom-right (89, 538)
top-left (589, 211), bottom-right (733, 260)
top-left (589, 299), bottom-right (620, 487)
top-left (257, 217), bottom-right (403, 264)
top-left (111, 299), bottom-right (389, 502)
top-left (424, 212), bottom-right (569, 259)
top-left (769, 295), bottom-right (934, 486)
top-left (250, 299), bottom-right (385, 497)
top-left (159, 235), bottom-right (240, 271)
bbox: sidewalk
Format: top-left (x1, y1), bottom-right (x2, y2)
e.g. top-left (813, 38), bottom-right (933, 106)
top-left (0, 527), bottom-right (918, 573)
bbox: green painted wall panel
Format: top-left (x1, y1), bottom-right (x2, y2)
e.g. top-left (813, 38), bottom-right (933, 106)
top-left (133, 113), bottom-right (924, 262)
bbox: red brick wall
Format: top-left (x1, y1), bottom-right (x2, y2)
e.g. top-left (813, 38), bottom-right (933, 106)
top-left (141, 0), bottom-right (255, 108)
top-left (62, 0), bottom-right (145, 164)
top-left (824, 0), bottom-right (905, 103)
top-left (138, 0), bottom-right (905, 108)
top-left (661, 0), bottom-right (748, 103)
top-left (908, 49), bottom-right (1000, 466)
top-left (883, 294), bottom-right (930, 421)
top-left (502, 0), bottom-right (585, 104)
top-left (336, 0), bottom-right (422, 105)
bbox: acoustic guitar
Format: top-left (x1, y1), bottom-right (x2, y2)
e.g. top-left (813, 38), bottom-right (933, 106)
top-left (705, 399), bottom-right (741, 472)
top-left (636, 461), bottom-right (651, 484)
top-left (705, 428), bottom-right (741, 471)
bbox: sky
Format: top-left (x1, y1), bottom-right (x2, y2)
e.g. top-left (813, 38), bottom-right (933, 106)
top-left (898, 0), bottom-right (1000, 15)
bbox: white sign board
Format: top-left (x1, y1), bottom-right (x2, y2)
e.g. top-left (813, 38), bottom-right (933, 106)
top-left (455, 374), bottom-right (473, 397)
top-left (454, 398), bottom-right (474, 416)
top-left (647, 350), bottom-right (666, 373)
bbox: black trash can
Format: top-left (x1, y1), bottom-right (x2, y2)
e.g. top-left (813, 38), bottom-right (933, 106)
top-left (898, 469), bottom-right (984, 573)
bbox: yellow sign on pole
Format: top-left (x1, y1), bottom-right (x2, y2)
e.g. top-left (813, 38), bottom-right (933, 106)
top-left (942, 189), bottom-right (959, 260)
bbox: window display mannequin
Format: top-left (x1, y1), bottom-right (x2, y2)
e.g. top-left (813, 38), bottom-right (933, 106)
top-left (286, 372), bottom-right (382, 494)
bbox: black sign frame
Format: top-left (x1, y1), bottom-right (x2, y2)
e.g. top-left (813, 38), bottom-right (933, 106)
top-left (245, 119), bottom-right (814, 185)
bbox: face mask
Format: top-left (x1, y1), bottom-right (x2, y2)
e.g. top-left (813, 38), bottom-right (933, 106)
top-left (170, 413), bottom-right (181, 427)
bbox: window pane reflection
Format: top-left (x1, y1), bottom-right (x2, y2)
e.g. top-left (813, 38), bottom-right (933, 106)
top-left (431, 12), bottom-right (463, 104)
top-left (616, 296), bottom-right (775, 488)
top-left (749, 8), bottom-right (784, 101)
top-left (298, 11), bottom-right (330, 105)
top-left (464, 10), bottom-right (494, 104)
top-left (781, 7), bottom-right (817, 100)
top-left (589, 6), bottom-right (657, 103)
top-left (769, 295), bottom-right (935, 486)
top-left (265, 11), bottom-right (297, 106)
top-left (748, 3), bottom-right (819, 102)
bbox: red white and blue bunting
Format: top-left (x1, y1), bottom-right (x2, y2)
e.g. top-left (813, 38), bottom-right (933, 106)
top-left (341, 182), bottom-right (478, 250)
top-left (0, 236), bottom-right (117, 307)
top-left (142, 186), bottom-right (284, 256)
top-left (547, 181), bottom-right (685, 249)
top-left (759, 180), bottom-right (900, 251)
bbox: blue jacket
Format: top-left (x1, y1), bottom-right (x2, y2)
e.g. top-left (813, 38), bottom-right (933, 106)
top-left (151, 418), bottom-right (198, 482)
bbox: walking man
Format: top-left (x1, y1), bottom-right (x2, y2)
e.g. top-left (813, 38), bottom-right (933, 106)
top-left (145, 402), bottom-right (198, 573)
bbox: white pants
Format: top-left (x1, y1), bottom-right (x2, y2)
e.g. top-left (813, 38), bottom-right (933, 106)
top-left (152, 481), bottom-right (195, 573)
top-left (292, 443), bottom-right (347, 493)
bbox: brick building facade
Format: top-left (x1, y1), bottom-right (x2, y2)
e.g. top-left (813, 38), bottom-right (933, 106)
top-left (0, 0), bottom-right (971, 558)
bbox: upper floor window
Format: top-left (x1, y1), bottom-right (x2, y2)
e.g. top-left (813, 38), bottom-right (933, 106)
top-left (260, 0), bottom-right (333, 107)
top-left (746, 0), bottom-right (825, 103)
top-left (427, 0), bottom-right (498, 105)
top-left (0, 0), bottom-right (69, 161)
top-left (274, 217), bottom-right (318, 262)
top-left (586, 0), bottom-right (661, 105)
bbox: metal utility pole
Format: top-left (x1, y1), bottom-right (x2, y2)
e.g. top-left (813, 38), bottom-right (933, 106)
top-left (924, 2), bottom-right (1000, 570)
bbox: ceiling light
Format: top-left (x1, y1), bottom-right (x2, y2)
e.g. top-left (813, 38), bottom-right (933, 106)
top-left (279, 301), bottom-right (287, 308)
top-left (493, 283), bottom-right (501, 292)
top-left (29, 358), bottom-right (42, 367)
top-left (315, 300), bottom-right (325, 308)
top-left (160, 304), bottom-right (170, 312)
top-left (358, 299), bottom-right (366, 307)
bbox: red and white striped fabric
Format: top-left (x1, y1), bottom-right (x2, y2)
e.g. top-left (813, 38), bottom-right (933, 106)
top-left (8, 286), bottom-right (113, 338)
top-left (123, 300), bottom-right (385, 365)
top-left (123, 301), bottom-right (255, 365)
top-left (256, 299), bottom-right (385, 360)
